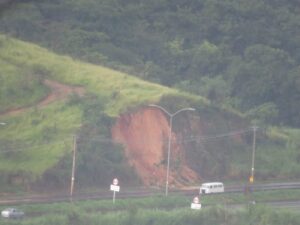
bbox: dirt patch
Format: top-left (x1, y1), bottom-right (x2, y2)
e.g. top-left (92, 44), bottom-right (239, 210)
top-left (39, 79), bottom-right (85, 106)
top-left (0, 79), bottom-right (85, 116)
top-left (112, 108), bottom-right (199, 188)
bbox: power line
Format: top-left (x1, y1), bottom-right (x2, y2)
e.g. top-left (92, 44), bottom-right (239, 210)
top-left (77, 127), bottom-right (255, 144)
top-left (178, 128), bottom-right (254, 144)
top-left (0, 127), bottom-right (259, 154)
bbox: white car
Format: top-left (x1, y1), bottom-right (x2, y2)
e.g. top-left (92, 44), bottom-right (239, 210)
top-left (1, 208), bottom-right (24, 219)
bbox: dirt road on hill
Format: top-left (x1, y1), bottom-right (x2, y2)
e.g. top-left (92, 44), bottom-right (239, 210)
top-left (0, 79), bottom-right (85, 117)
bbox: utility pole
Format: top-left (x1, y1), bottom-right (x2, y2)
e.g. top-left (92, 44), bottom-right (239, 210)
top-left (250, 125), bottom-right (258, 184)
top-left (70, 135), bottom-right (77, 202)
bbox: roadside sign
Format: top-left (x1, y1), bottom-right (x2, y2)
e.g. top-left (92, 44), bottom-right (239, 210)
top-left (110, 184), bottom-right (120, 192)
top-left (191, 196), bottom-right (201, 210)
top-left (110, 178), bottom-right (120, 192)
top-left (113, 178), bottom-right (118, 186)
top-left (113, 178), bottom-right (119, 185)
top-left (110, 178), bottom-right (120, 204)
top-left (193, 196), bottom-right (199, 204)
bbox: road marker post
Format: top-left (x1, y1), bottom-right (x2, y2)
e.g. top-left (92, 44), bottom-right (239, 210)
top-left (191, 196), bottom-right (201, 210)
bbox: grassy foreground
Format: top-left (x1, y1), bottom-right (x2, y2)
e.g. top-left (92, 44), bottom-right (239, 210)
top-left (1, 190), bottom-right (300, 225)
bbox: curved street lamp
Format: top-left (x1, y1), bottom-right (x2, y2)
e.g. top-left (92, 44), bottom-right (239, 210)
top-left (149, 104), bottom-right (195, 196)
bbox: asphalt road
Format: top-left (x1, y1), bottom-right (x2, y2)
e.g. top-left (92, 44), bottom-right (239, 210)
top-left (0, 182), bottom-right (300, 206)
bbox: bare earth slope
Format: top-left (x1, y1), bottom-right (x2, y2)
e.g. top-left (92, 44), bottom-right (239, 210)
top-left (112, 108), bottom-right (198, 187)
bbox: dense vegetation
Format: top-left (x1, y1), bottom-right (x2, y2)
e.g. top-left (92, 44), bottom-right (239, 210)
top-left (0, 0), bottom-right (299, 127)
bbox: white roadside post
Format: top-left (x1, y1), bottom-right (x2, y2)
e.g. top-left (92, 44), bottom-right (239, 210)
top-left (191, 196), bottom-right (201, 210)
top-left (110, 178), bottom-right (120, 204)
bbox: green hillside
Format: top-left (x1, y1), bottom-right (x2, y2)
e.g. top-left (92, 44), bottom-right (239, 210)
top-left (0, 35), bottom-right (206, 190)
top-left (0, 35), bottom-right (300, 192)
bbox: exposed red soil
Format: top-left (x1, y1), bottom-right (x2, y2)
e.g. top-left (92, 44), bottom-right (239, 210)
top-left (0, 79), bottom-right (85, 116)
top-left (112, 108), bottom-right (199, 188)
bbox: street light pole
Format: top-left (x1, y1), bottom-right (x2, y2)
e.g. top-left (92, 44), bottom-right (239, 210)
top-left (166, 114), bottom-right (173, 197)
top-left (70, 135), bottom-right (77, 202)
top-left (250, 125), bottom-right (258, 184)
top-left (149, 104), bottom-right (195, 196)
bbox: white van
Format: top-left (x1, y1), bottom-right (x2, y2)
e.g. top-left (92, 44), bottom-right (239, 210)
top-left (199, 182), bottom-right (224, 194)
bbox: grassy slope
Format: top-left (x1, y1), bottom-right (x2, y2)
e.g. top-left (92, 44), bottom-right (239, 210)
top-left (0, 34), bottom-right (205, 178)
top-left (0, 34), bottom-right (205, 116)
top-left (0, 54), bottom-right (48, 112)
